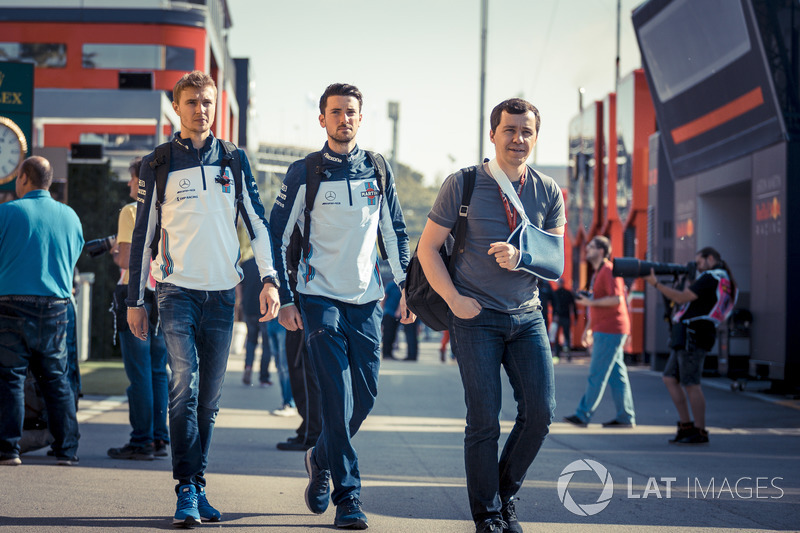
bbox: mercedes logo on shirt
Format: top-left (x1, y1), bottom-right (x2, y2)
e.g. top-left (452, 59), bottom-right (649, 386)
top-left (325, 191), bottom-right (336, 201)
top-left (179, 178), bottom-right (191, 189)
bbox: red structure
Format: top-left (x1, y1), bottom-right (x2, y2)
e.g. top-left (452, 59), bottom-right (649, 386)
top-left (566, 69), bottom-right (656, 355)
top-left (0, 2), bottom-right (240, 170)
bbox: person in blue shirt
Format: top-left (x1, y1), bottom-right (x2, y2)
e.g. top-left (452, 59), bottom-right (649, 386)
top-left (0, 156), bottom-right (84, 467)
top-left (382, 280), bottom-right (419, 361)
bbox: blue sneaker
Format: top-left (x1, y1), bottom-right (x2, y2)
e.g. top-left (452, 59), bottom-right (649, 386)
top-left (173, 484), bottom-right (200, 527)
top-left (304, 447), bottom-right (331, 514)
top-left (197, 488), bottom-right (221, 522)
top-left (334, 496), bottom-right (368, 529)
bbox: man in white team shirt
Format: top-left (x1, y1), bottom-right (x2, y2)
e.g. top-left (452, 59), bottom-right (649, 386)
top-left (126, 71), bottom-right (280, 527)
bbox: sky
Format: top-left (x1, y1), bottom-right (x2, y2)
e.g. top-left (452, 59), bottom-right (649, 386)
top-left (227, 0), bottom-right (644, 185)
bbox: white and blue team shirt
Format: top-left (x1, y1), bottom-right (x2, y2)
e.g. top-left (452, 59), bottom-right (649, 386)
top-left (269, 143), bottom-right (410, 306)
top-left (126, 133), bottom-right (277, 307)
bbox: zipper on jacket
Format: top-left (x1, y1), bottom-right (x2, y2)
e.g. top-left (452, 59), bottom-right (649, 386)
top-left (196, 148), bottom-right (207, 190)
top-left (346, 174), bottom-right (353, 206)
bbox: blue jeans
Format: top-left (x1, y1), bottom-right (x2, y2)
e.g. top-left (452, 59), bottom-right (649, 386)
top-left (299, 294), bottom-right (381, 505)
top-left (449, 307), bottom-right (555, 523)
top-left (266, 320), bottom-right (293, 406)
top-left (66, 302), bottom-right (80, 405)
top-left (574, 332), bottom-right (635, 424)
top-left (118, 300), bottom-right (169, 445)
top-left (243, 315), bottom-right (271, 384)
top-left (0, 299), bottom-right (79, 459)
top-left (156, 283), bottom-right (235, 488)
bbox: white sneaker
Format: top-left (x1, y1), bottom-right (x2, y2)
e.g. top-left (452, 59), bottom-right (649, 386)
top-left (272, 405), bottom-right (298, 417)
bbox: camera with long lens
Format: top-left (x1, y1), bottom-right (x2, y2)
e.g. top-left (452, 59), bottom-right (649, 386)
top-left (85, 235), bottom-right (116, 258)
top-left (612, 257), bottom-right (696, 279)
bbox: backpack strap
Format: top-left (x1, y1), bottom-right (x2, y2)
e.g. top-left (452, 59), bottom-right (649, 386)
top-left (364, 150), bottom-right (387, 195)
top-left (148, 142), bottom-right (172, 259)
top-left (219, 140), bottom-right (255, 241)
top-left (302, 151), bottom-right (325, 261)
top-left (449, 166), bottom-right (477, 275)
top-left (364, 150), bottom-right (390, 259)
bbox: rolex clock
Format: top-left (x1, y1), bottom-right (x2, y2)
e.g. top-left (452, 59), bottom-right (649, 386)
top-left (0, 116), bottom-right (28, 185)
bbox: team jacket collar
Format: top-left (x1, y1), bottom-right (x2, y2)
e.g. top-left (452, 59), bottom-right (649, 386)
top-left (173, 131), bottom-right (216, 153)
top-left (321, 142), bottom-right (361, 168)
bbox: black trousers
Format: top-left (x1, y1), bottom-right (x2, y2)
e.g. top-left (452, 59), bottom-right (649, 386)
top-left (285, 328), bottom-right (321, 444)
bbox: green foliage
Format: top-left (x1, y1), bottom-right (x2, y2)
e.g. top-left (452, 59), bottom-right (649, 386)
top-left (392, 162), bottom-right (444, 249)
top-left (68, 162), bottom-right (128, 360)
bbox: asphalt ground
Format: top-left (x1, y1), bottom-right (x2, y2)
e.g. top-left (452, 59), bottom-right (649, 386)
top-left (1, 327), bottom-right (798, 532)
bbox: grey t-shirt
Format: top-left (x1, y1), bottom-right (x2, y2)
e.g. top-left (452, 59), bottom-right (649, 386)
top-left (428, 163), bottom-right (566, 313)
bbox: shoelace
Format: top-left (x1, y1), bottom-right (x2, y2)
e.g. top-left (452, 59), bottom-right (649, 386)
top-left (343, 497), bottom-right (363, 513)
top-left (313, 469), bottom-right (331, 494)
top-left (177, 492), bottom-right (198, 511)
top-left (503, 499), bottom-right (518, 521)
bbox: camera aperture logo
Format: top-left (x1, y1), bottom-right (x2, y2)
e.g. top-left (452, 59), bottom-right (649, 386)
top-left (558, 459), bottom-right (614, 516)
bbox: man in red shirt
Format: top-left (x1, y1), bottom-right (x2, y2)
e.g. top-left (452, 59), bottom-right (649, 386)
top-left (564, 236), bottom-right (636, 428)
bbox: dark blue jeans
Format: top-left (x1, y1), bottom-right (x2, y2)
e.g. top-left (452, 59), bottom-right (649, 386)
top-left (243, 314), bottom-right (272, 384)
top-left (118, 300), bottom-right (169, 446)
top-left (156, 283), bottom-right (235, 489)
top-left (449, 307), bottom-right (555, 523)
top-left (299, 294), bottom-right (381, 505)
top-left (0, 299), bottom-right (80, 459)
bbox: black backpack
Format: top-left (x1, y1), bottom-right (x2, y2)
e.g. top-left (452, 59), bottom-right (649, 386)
top-left (295, 150), bottom-right (387, 264)
top-left (405, 166), bottom-right (477, 331)
top-left (147, 139), bottom-right (255, 259)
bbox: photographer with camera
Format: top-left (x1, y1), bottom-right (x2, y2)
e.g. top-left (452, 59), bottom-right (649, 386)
top-left (646, 247), bottom-right (737, 445)
top-left (106, 156), bottom-right (170, 461)
top-left (564, 235), bottom-right (636, 429)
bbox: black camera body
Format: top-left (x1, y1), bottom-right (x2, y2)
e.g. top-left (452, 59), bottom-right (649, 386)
top-left (612, 257), bottom-right (696, 279)
top-left (85, 235), bottom-right (115, 258)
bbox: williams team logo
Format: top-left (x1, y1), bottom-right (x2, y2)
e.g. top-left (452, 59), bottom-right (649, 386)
top-left (558, 459), bottom-right (614, 516)
top-left (361, 181), bottom-right (379, 205)
top-left (218, 168), bottom-right (233, 194)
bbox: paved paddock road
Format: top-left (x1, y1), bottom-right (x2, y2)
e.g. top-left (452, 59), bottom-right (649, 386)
top-left (1, 337), bottom-right (798, 532)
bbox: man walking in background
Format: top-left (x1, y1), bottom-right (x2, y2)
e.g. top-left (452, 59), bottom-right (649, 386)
top-left (565, 235), bottom-right (635, 428)
top-left (107, 156), bottom-right (170, 461)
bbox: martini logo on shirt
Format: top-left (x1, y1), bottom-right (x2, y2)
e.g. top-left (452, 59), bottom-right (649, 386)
top-left (361, 181), bottom-right (379, 205)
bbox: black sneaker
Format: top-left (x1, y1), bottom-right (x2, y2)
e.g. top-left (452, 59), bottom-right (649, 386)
top-left (676, 428), bottom-right (709, 445)
top-left (563, 415), bottom-right (588, 427)
top-left (476, 517), bottom-right (508, 532)
top-left (56, 455), bottom-right (79, 466)
top-left (107, 442), bottom-right (155, 460)
top-left (601, 420), bottom-right (635, 428)
top-left (334, 496), bottom-right (368, 529)
top-left (0, 454), bottom-right (21, 466)
top-left (277, 437), bottom-right (314, 451)
top-left (304, 447), bottom-right (331, 514)
top-left (668, 421), bottom-right (696, 444)
top-left (154, 439), bottom-right (169, 457)
top-left (501, 498), bottom-right (522, 533)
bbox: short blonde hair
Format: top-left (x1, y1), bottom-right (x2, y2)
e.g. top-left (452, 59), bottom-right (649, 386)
top-left (173, 70), bottom-right (216, 104)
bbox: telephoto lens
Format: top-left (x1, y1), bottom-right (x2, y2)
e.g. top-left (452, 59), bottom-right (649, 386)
top-left (612, 257), bottom-right (693, 278)
top-left (85, 235), bottom-right (115, 258)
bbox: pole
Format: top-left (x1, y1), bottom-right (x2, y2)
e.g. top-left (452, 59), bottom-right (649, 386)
top-left (478, 0), bottom-right (488, 162)
top-left (615, 0), bottom-right (621, 93)
top-left (387, 101), bottom-right (399, 170)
